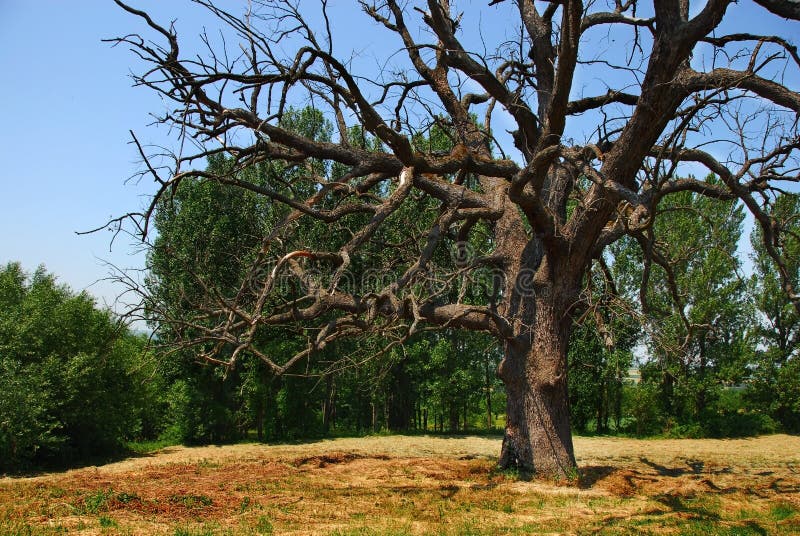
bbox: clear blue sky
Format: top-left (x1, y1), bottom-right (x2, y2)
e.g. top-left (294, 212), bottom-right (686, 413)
top-left (0, 1), bottom-right (243, 309)
top-left (0, 1), bottom-right (795, 312)
top-left (0, 1), bottom-right (388, 311)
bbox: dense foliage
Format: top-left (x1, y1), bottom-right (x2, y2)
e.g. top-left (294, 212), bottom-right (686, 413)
top-left (0, 263), bottom-right (162, 471)
top-left (140, 134), bottom-right (800, 443)
top-left (748, 194), bottom-right (800, 433)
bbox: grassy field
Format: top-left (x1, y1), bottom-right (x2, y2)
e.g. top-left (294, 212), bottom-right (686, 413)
top-left (1, 434), bottom-right (799, 535)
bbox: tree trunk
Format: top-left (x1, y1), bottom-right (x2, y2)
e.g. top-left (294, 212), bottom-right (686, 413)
top-left (449, 404), bottom-right (459, 432)
top-left (497, 301), bottom-right (577, 478)
top-left (322, 374), bottom-right (336, 434)
top-left (383, 393), bottom-right (390, 431)
top-left (388, 363), bottom-right (413, 431)
top-left (256, 404), bottom-right (264, 442)
top-left (696, 338), bottom-right (708, 417)
top-left (486, 354), bottom-right (494, 430)
top-left (597, 380), bottom-right (608, 434)
top-left (614, 366), bottom-right (623, 431)
top-left (272, 377), bottom-right (284, 439)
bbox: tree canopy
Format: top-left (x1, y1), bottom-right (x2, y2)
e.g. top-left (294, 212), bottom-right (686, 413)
top-left (0, 263), bottom-right (157, 471)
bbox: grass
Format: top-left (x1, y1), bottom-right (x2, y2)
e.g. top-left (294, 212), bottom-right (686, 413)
top-left (126, 438), bottom-right (179, 456)
top-left (1, 434), bottom-right (799, 535)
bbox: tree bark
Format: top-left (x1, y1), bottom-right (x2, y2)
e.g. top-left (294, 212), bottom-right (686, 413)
top-left (486, 354), bottom-right (494, 430)
top-left (497, 299), bottom-right (577, 478)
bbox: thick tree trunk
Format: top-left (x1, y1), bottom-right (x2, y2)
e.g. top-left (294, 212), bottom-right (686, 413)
top-left (497, 301), bottom-right (577, 478)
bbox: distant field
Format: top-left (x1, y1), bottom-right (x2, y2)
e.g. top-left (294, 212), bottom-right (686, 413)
top-left (1, 434), bottom-right (799, 535)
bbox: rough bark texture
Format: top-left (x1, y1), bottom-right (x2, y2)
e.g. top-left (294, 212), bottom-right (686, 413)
top-left (498, 303), bottom-right (577, 476)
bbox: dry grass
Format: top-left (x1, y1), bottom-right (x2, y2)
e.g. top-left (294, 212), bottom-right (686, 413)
top-left (1, 434), bottom-right (799, 535)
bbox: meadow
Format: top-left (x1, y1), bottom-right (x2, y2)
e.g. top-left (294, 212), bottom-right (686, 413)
top-left (1, 434), bottom-right (799, 535)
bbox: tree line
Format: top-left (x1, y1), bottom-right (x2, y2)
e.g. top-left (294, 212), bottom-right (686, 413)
top-left (141, 108), bottom-right (798, 444)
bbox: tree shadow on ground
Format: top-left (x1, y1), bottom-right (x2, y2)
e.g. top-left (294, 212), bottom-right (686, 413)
top-left (578, 465), bottom-right (616, 488)
top-left (655, 493), bottom-right (721, 520)
top-left (1, 448), bottom-right (161, 479)
top-left (639, 457), bottom-right (733, 476)
top-left (596, 496), bottom-right (769, 535)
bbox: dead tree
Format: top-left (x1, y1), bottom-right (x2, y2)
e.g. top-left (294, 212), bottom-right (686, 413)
top-left (111, 0), bottom-right (800, 477)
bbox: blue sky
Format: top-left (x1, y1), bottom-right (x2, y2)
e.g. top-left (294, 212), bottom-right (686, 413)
top-left (0, 1), bottom-right (392, 311)
top-left (0, 1), bottom-right (247, 309)
top-left (0, 1), bottom-right (796, 313)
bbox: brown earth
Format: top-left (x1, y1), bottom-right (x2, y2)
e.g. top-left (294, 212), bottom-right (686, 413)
top-left (1, 434), bottom-right (799, 535)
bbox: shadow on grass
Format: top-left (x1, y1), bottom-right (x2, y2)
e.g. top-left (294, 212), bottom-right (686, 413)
top-left (655, 495), bottom-right (769, 535)
top-left (0, 440), bottom-right (188, 478)
top-left (656, 493), bottom-right (720, 520)
top-left (578, 465), bottom-right (617, 488)
top-left (2, 431), bottom-right (502, 479)
top-left (1, 442), bottom-right (175, 479)
top-left (638, 456), bottom-right (733, 477)
top-left (595, 492), bottom-right (769, 535)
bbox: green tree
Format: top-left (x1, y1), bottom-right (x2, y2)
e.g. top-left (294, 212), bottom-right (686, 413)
top-left (0, 263), bottom-right (154, 470)
top-left (614, 187), bottom-right (753, 435)
top-left (568, 321), bottom-right (635, 434)
top-left (748, 194), bottom-right (800, 432)
top-left (145, 108), bottom-right (339, 443)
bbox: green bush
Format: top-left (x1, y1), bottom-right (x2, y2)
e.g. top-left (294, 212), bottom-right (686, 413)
top-left (160, 374), bottom-right (241, 445)
top-left (622, 383), bottom-right (666, 436)
top-left (665, 421), bottom-right (705, 438)
top-left (0, 263), bottom-right (161, 471)
top-left (705, 410), bottom-right (778, 437)
top-left (0, 358), bottom-right (62, 469)
top-left (747, 355), bottom-right (800, 433)
top-left (700, 389), bottom-right (779, 437)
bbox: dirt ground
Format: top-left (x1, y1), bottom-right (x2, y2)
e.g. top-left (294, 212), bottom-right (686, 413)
top-left (2, 434), bottom-right (799, 535)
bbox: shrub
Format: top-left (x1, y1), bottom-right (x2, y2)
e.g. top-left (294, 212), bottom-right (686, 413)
top-left (622, 383), bottom-right (665, 436)
top-left (0, 263), bottom-right (161, 471)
